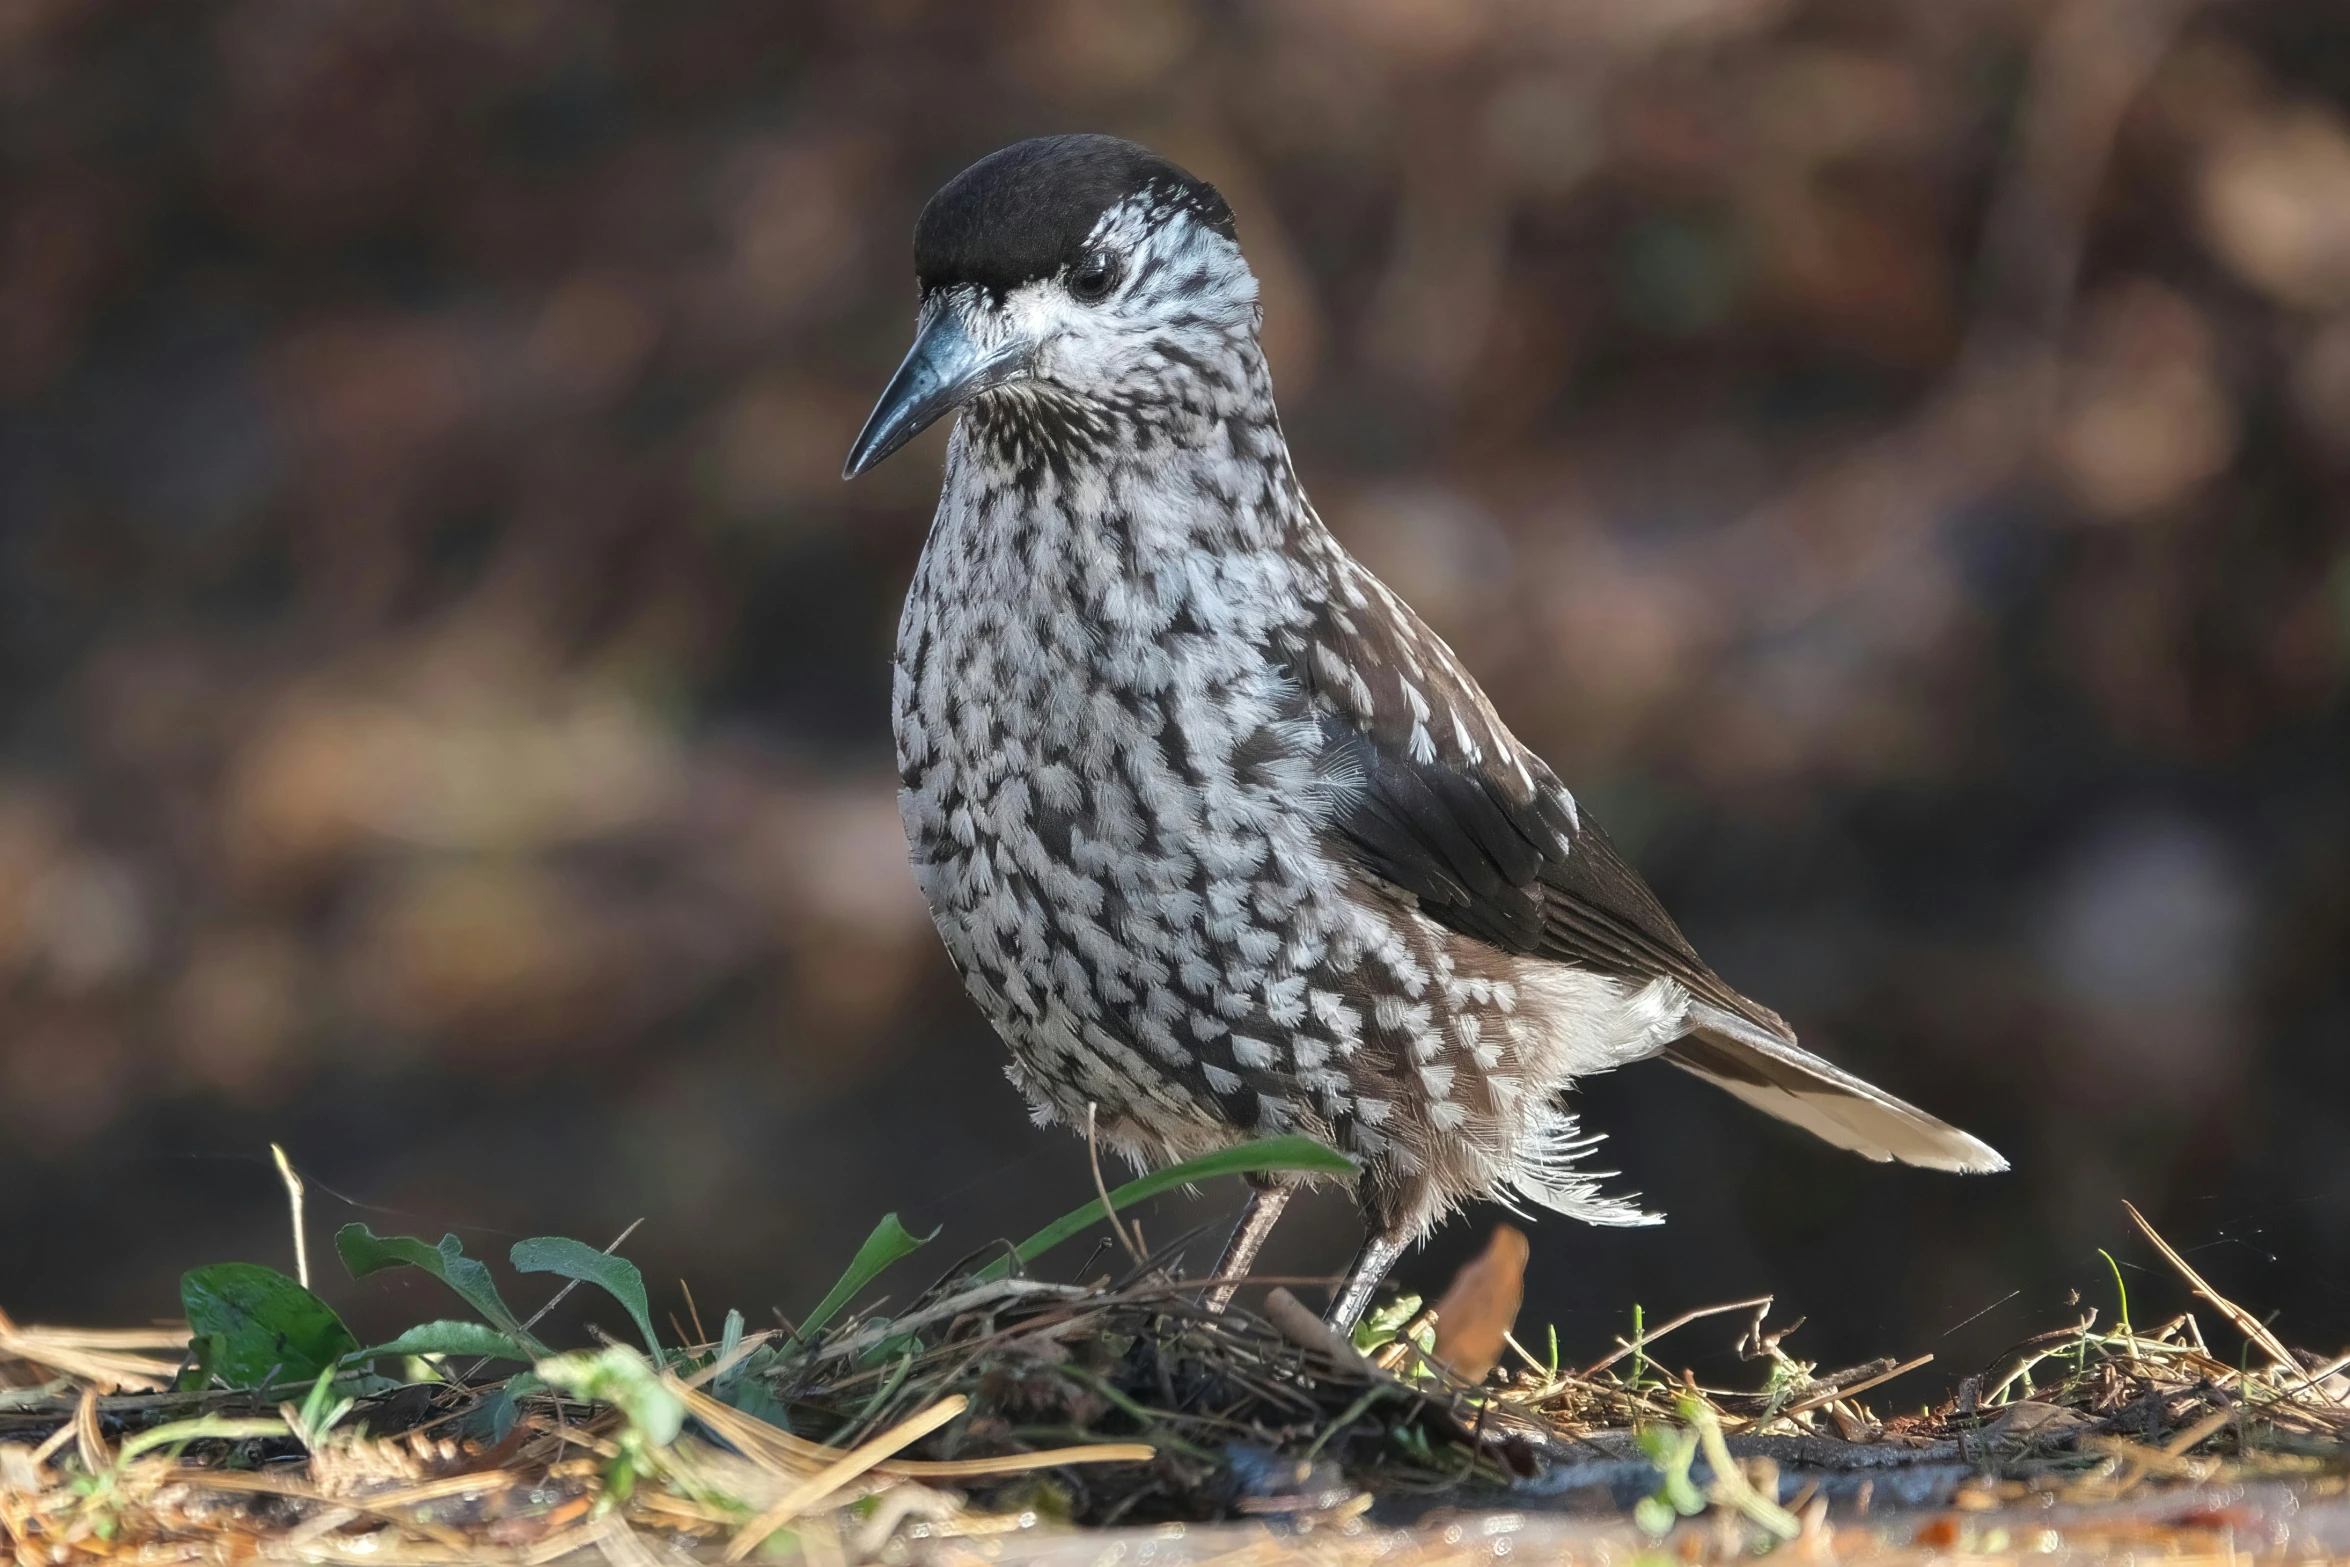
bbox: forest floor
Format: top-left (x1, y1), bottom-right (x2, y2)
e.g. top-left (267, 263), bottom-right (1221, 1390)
top-left (5, 1148), bottom-right (2346, 1563)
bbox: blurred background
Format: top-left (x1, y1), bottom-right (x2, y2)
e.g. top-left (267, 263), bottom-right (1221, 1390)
top-left (2, 0), bottom-right (2346, 1385)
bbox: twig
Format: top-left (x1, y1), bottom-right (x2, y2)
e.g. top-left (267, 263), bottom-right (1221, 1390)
top-left (2268, 1351), bottom-right (2350, 1414)
top-left (1579, 1297), bottom-right (1774, 1380)
top-left (803, 1279), bottom-right (1090, 1368)
top-left (270, 1144), bottom-right (310, 1290)
top-left (461, 1218), bottom-right (644, 1381)
top-left (1084, 1104), bottom-right (1148, 1271)
top-left (527, 1219), bottom-right (647, 1335)
top-left (1263, 1287), bottom-right (1378, 1379)
top-left (2163, 1406), bottom-right (2238, 1458)
top-left (1773, 1354), bottom-right (1934, 1423)
top-left (679, 1329), bottom-right (778, 1391)
top-left (2123, 1202), bottom-right (2301, 1381)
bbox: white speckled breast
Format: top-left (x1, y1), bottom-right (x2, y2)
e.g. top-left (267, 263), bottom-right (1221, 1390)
top-left (890, 335), bottom-right (1679, 1239)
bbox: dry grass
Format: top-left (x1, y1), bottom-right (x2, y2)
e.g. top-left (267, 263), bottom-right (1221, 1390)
top-left (4, 1199), bottom-right (2347, 1564)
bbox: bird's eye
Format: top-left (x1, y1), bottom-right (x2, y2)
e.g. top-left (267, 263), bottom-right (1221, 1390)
top-left (1068, 249), bottom-right (1121, 303)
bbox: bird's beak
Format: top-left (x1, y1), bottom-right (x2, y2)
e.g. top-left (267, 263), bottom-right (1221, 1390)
top-left (842, 297), bottom-right (1029, 479)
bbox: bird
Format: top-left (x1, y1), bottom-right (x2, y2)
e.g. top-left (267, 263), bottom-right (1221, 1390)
top-left (843, 134), bottom-right (2004, 1332)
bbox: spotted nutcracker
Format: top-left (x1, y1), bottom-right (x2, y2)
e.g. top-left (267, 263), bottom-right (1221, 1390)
top-left (844, 135), bottom-right (2003, 1330)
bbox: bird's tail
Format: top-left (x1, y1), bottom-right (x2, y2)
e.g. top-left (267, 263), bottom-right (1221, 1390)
top-left (1668, 1001), bottom-right (2007, 1174)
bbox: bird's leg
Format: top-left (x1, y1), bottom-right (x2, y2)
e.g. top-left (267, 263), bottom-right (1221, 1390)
top-left (1202, 1178), bottom-right (1292, 1313)
top-left (1325, 1230), bottom-right (1408, 1334)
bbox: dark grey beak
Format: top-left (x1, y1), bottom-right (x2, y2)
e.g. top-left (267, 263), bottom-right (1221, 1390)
top-left (843, 301), bottom-right (1027, 479)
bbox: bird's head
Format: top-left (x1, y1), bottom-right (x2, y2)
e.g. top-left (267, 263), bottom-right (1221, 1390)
top-left (843, 134), bottom-right (1260, 479)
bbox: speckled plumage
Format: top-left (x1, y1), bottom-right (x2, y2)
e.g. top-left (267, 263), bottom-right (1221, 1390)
top-left (852, 135), bottom-right (2002, 1317)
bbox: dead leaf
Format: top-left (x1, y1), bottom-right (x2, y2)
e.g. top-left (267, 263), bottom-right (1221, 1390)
top-left (1430, 1223), bottom-right (1528, 1382)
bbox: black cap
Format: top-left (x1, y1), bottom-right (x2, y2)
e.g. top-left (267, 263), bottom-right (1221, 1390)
top-left (913, 134), bottom-right (1236, 296)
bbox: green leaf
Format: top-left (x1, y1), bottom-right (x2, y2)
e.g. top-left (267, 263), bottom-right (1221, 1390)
top-left (710, 1319), bottom-right (792, 1430)
top-left (294, 1368), bottom-right (353, 1441)
top-left (719, 1370), bottom-right (796, 1433)
top-left (352, 1320), bottom-right (535, 1364)
top-left (178, 1334), bottom-right (223, 1393)
top-left (332, 1225), bottom-right (541, 1352)
top-left (510, 1237), bottom-right (663, 1363)
top-left (178, 1264), bottom-right (360, 1391)
top-left (976, 1134), bottom-right (1356, 1282)
top-left (1639, 1420), bottom-right (1707, 1518)
top-left (1352, 1293), bottom-right (1426, 1353)
top-left (458, 1371), bottom-right (542, 1444)
top-left (795, 1214), bottom-right (939, 1347)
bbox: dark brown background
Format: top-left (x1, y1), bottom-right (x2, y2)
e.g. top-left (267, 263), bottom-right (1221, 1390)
top-left (2, 0), bottom-right (2346, 1389)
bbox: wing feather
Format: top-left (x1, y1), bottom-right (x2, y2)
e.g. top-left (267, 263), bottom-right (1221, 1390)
top-left (1276, 552), bottom-right (2003, 1174)
top-left (1281, 567), bottom-right (1778, 1034)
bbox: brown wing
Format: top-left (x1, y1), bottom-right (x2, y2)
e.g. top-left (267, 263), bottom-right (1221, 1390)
top-left (1277, 554), bottom-right (2007, 1174)
top-left (1276, 555), bottom-right (1788, 1039)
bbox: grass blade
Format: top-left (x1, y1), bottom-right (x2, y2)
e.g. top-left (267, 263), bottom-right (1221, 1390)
top-left (794, 1214), bottom-right (940, 1347)
top-left (976, 1134), bottom-right (1355, 1283)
